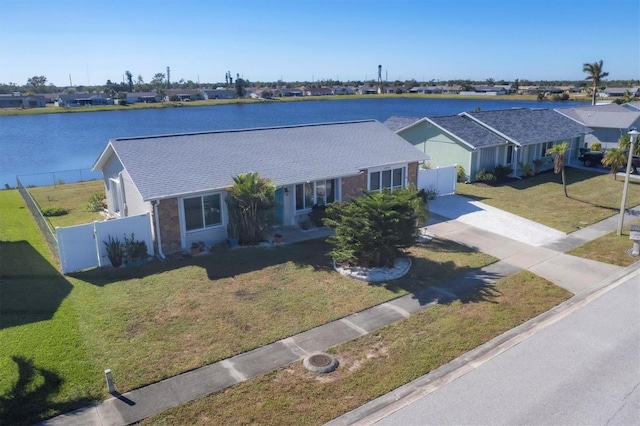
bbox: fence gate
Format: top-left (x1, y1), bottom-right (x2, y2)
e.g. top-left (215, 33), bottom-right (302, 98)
top-left (57, 223), bottom-right (99, 274)
top-left (417, 165), bottom-right (457, 196)
top-left (57, 212), bottom-right (154, 274)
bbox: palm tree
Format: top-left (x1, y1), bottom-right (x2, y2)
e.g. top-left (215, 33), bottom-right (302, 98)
top-left (546, 141), bottom-right (569, 197)
top-left (602, 148), bottom-right (627, 180)
top-left (582, 60), bottom-right (609, 106)
top-left (618, 134), bottom-right (640, 156)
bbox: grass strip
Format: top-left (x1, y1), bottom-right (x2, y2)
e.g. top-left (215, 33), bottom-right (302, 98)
top-left (144, 271), bottom-right (570, 426)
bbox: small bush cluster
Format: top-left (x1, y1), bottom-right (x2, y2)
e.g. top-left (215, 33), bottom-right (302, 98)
top-left (590, 142), bottom-right (602, 152)
top-left (492, 165), bottom-right (513, 181)
top-left (103, 233), bottom-right (148, 268)
top-left (87, 191), bottom-right (106, 212)
top-left (457, 165), bottom-right (466, 182)
top-left (41, 206), bottom-right (69, 217)
top-left (475, 169), bottom-right (497, 184)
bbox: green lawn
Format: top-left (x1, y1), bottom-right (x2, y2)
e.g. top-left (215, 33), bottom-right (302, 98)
top-left (568, 220), bottom-right (640, 266)
top-left (28, 180), bottom-right (105, 230)
top-left (0, 189), bottom-right (498, 424)
top-left (456, 168), bottom-right (640, 233)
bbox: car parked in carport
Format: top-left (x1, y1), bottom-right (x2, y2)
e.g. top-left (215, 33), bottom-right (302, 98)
top-left (578, 150), bottom-right (640, 173)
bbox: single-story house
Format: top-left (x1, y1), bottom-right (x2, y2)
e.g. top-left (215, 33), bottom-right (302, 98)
top-left (275, 88), bottom-right (304, 97)
top-left (387, 108), bottom-right (591, 181)
top-left (92, 120), bottom-right (429, 255)
top-left (165, 89), bottom-right (203, 101)
top-left (125, 92), bottom-right (162, 104)
top-left (201, 89), bottom-right (236, 100)
top-left (305, 87), bottom-right (334, 96)
top-left (602, 87), bottom-right (640, 98)
top-left (555, 103), bottom-right (640, 148)
top-left (57, 93), bottom-right (111, 107)
top-left (0, 94), bottom-right (46, 108)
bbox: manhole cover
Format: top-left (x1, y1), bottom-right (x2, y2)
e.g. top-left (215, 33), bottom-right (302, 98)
top-left (303, 353), bottom-right (338, 373)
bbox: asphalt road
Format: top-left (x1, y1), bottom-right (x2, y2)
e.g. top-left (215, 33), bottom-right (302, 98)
top-left (376, 273), bottom-right (640, 425)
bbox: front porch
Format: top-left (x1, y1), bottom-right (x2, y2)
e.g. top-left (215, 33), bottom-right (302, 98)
top-left (269, 225), bottom-right (333, 245)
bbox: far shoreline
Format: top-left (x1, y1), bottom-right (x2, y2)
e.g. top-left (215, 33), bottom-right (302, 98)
top-left (0, 93), bottom-right (592, 117)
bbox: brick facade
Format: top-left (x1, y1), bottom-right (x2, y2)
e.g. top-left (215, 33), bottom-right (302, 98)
top-left (341, 173), bottom-right (367, 201)
top-left (407, 162), bottom-right (419, 186)
top-left (156, 198), bottom-right (182, 254)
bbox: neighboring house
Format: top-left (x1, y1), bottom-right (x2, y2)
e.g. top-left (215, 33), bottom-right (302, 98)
top-left (358, 86), bottom-right (379, 95)
top-left (459, 86), bottom-right (507, 96)
top-left (201, 89), bottom-right (236, 99)
top-left (125, 92), bottom-right (161, 104)
top-left (602, 87), bottom-right (640, 98)
top-left (92, 120), bottom-right (429, 254)
top-left (409, 86), bottom-right (442, 94)
top-left (275, 88), bottom-right (304, 97)
top-left (0, 94), bottom-right (46, 108)
top-left (555, 103), bottom-right (640, 148)
top-left (387, 108), bottom-right (591, 181)
top-left (57, 93), bottom-right (111, 106)
top-left (622, 101), bottom-right (640, 112)
top-left (165, 89), bottom-right (203, 101)
top-left (305, 87), bottom-right (334, 96)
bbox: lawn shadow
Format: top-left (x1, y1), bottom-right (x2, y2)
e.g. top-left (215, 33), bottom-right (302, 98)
top-left (0, 356), bottom-right (95, 425)
top-left (0, 241), bottom-right (73, 330)
top-left (69, 238), bottom-right (336, 286)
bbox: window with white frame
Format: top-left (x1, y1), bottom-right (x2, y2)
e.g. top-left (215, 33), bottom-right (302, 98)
top-left (541, 141), bottom-right (555, 157)
top-left (183, 193), bottom-right (222, 232)
top-left (295, 179), bottom-right (336, 211)
top-left (368, 166), bottom-right (405, 191)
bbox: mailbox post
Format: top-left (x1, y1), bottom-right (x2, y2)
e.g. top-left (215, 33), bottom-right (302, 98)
top-left (630, 225), bottom-right (640, 256)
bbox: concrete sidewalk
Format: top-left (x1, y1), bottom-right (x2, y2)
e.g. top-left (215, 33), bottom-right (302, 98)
top-left (42, 206), bottom-right (640, 426)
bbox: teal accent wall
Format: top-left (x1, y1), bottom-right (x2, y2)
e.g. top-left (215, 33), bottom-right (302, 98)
top-left (399, 123), bottom-right (474, 178)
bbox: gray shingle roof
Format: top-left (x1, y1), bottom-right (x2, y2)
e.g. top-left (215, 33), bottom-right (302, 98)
top-left (102, 120), bottom-right (429, 201)
top-left (382, 116), bottom-right (422, 131)
top-left (464, 109), bottom-right (591, 145)
top-left (555, 104), bottom-right (640, 129)
top-left (427, 115), bottom-right (505, 148)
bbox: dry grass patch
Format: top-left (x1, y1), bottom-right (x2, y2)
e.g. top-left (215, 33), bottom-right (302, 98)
top-left (68, 237), bottom-right (495, 394)
top-left (144, 271), bottom-right (570, 426)
top-left (28, 180), bottom-right (105, 229)
top-left (568, 220), bottom-right (640, 266)
top-left (456, 168), bottom-right (640, 233)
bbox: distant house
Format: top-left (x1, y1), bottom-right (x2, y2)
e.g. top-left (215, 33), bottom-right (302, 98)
top-left (92, 120), bottom-right (428, 254)
top-left (165, 89), bottom-right (203, 101)
top-left (276, 88), bottom-right (304, 97)
top-left (125, 92), bottom-right (161, 104)
top-left (441, 85), bottom-right (462, 94)
top-left (556, 103), bottom-right (640, 148)
top-left (603, 87), bottom-right (640, 98)
top-left (57, 93), bottom-right (111, 107)
top-left (459, 85), bottom-right (507, 96)
top-left (387, 109), bottom-right (591, 181)
top-left (0, 94), bottom-right (46, 108)
top-left (305, 87), bottom-right (334, 96)
top-left (357, 86), bottom-right (379, 95)
top-left (409, 86), bottom-right (441, 94)
top-left (201, 89), bottom-right (236, 100)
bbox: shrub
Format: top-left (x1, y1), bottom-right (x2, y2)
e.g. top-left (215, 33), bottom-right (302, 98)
top-left (41, 206), bottom-right (69, 216)
top-left (421, 187), bottom-right (439, 201)
top-left (324, 187), bottom-right (427, 268)
top-left (475, 169), bottom-right (497, 184)
top-left (492, 164), bottom-right (513, 181)
top-left (123, 233), bottom-right (148, 262)
top-left (309, 204), bottom-right (327, 227)
top-left (518, 162), bottom-right (535, 178)
top-left (87, 191), bottom-right (106, 212)
top-left (457, 165), bottom-right (466, 182)
top-left (103, 235), bottom-right (124, 268)
top-left (590, 142), bottom-right (602, 152)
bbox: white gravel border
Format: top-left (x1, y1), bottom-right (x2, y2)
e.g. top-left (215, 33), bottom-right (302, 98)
top-left (334, 258), bottom-right (412, 282)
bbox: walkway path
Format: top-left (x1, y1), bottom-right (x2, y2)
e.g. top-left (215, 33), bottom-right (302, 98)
top-left (42, 203), bottom-right (640, 426)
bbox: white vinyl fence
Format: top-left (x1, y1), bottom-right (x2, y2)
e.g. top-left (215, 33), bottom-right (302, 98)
top-left (417, 165), bottom-right (457, 196)
top-left (57, 212), bottom-right (154, 274)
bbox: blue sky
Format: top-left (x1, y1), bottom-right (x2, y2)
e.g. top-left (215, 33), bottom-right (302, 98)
top-left (1, 0), bottom-right (638, 87)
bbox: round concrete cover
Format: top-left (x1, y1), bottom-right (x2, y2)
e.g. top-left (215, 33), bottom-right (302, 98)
top-left (303, 353), bottom-right (339, 373)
